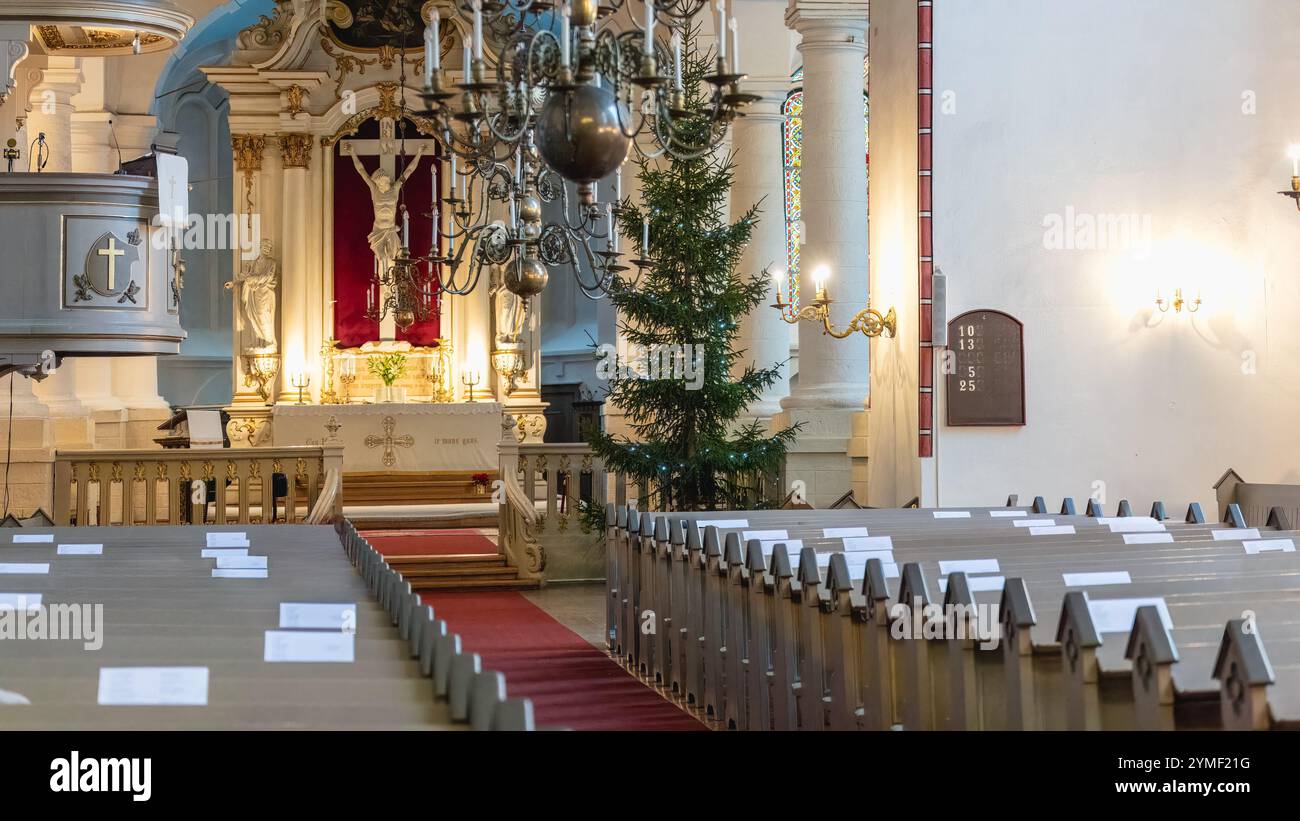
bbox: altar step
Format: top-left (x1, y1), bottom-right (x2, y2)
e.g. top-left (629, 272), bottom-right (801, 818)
top-left (384, 553), bottom-right (539, 591)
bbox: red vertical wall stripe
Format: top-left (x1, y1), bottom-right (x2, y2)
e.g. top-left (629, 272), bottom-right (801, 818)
top-left (917, 0), bottom-right (935, 458)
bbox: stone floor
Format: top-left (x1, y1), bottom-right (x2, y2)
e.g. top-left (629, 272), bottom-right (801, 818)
top-left (523, 582), bottom-right (608, 648)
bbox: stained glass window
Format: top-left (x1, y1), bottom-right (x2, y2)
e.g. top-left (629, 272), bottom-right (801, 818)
top-left (781, 62), bottom-right (869, 310)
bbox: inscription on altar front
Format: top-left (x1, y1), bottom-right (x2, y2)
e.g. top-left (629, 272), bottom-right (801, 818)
top-left (946, 309), bottom-right (1025, 426)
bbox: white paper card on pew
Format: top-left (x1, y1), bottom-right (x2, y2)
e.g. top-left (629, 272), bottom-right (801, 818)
top-left (212, 568), bottom-right (268, 579)
top-left (97, 667), bottom-right (209, 706)
top-left (933, 511), bottom-right (971, 519)
top-left (1124, 533), bottom-right (1174, 544)
top-left (215, 555), bottom-right (267, 570)
top-left (1213, 528), bottom-right (1261, 541)
top-left (989, 510), bottom-right (1027, 518)
top-left (824, 527), bottom-right (871, 538)
top-left (759, 539), bottom-right (803, 556)
top-left (696, 519), bottom-right (748, 530)
top-left (201, 548), bottom-right (249, 558)
top-left (743, 530), bottom-right (787, 541)
top-left (56, 543), bottom-right (103, 556)
top-left (854, 550), bottom-right (895, 565)
top-left (843, 536), bottom-right (893, 552)
top-left (938, 575), bottom-right (1005, 593)
top-left (264, 630), bottom-right (355, 663)
top-left (1088, 597), bottom-right (1173, 634)
top-left (0, 563), bottom-right (50, 574)
top-left (0, 593), bottom-right (42, 611)
top-left (1030, 525), bottom-right (1076, 536)
top-left (939, 558), bottom-right (1000, 575)
top-left (279, 603), bottom-right (357, 630)
top-left (1063, 571), bottom-right (1132, 587)
top-left (1243, 539), bottom-right (1296, 555)
top-left (1014, 519), bottom-right (1052, 527)
top-left (11, 534), bottom-right (53, 543)
top-left (206, 532), bottom-right (250, 547)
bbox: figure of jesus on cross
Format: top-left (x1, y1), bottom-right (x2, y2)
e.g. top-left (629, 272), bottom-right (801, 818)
top-left (341, 117), bottom-right (435, 340)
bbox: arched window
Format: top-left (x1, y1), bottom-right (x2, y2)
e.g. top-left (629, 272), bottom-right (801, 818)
top-left (781, 62), bottom-right (869, 310)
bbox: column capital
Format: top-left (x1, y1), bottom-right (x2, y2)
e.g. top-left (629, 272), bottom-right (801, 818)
top-left (786, 1), bottom-right (869, 40)
top-left (738, 79), bottom-right (792, 120)
top-left (232, 134), bottom-right (267, 173)
top-left (279, 132), bottom-right (312, 169)
top-left (0, 25), bottom-right (29, 105)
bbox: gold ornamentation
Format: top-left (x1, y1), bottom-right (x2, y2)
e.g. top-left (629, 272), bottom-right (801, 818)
top-left (231, 134), bottom-right (267, 213)
top-left (226, 461), bottom-right (238, 481)
top-left (238, 5), bottom-right (290, 50)
top-left (110, 463), bottom-right (122, 483)
top-left (87, 463), bottom-right (99, 481)
top-left (279, 133), bottom-right (312, 169)
top-left (321, 82), bottom-right (440, 146)
top-left (180, 462), bottom-right (192, 481)
top-left (133, 463), bottom-right (146, 481)
top-left (202, 461), bottom-right (215, 480)
top-left (156, 463), bottom-right (168, 479)
top-left (285, 84), bottom-right (307, 116)
top-left (773, 278), bottom-right (897, 339)
top-left (273, 458), bottom-right (283, 474)
top-left (364, 415), bottom-right (415, 468)
top-left (248, 461), bottom-right (261, 480)
top-left (295, 458), bottom-right (307, 481)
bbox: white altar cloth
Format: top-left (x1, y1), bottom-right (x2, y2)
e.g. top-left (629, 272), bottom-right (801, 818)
top-left (272, 403), bottom-right (502, 472)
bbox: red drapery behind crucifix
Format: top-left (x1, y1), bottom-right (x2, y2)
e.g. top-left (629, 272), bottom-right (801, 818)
top-left (332, 117), bottom-right (441, 348)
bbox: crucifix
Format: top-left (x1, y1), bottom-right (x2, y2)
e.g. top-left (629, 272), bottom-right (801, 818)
top-left (98, 236), bottom-right (126, 290)
top-left (340, 117), bottom-right (438, 341)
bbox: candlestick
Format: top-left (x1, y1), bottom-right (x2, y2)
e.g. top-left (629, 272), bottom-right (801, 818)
top-left (424, 19), bottom-right (438, 87)
top-left (402, 207), bottom-right (410, 248)
top-left (715, 0), bottom-right (727, 62)
top-left (729, 17), bottom-right (739, 74)
top-left (462, 44), bottom-right (471, 79)
top-left (672, 32), bottom-right (683, 90)
top-left (606, 204), bottom-right (616, 252)
top-left (644, 0), bottom-right (655, 56)
top-left (773, 269), bottom-right (786, 305)
top-left (561, 3), bottom-right (571, 68)
top-left (472, 0), bottom-right (484, 62)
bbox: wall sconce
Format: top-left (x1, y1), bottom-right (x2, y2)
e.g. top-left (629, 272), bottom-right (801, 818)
top-left (240, 352), bottom-right (279, 403)
top-left (1279, 144), bottom-right (1300, 211)
top-left (290, 372), bottom-right (311, 405)
top-left (1156, 287), bottom-right (1200, 314)
top-left (770, 266), bottom-right (897, 339)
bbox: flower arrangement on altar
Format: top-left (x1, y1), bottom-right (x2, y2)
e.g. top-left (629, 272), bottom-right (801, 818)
top-left (368, 353), bottom-right (408, 402)
top-left (471, 473), bottom-right (492, 495)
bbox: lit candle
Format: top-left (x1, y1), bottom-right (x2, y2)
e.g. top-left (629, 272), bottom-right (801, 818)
top-left (773, 269), bottom-right (785, 304)
top-left (671, 31), bottom-right (683, 90)
top-left (561, 3), bottom-right (571, 68)
top-left (1290, 144), bottom-right (1300, 177)
top-left (642, 216), bottom-right (650, 252)
top-left (814, 266), bottom-right (828, 298)
top-left (715, 0), bottom-right (726, 63)
top-left (472, 0), bottom-right (484, 62)
top-left (729, 17), bottom-right (739, 75)
top-left (644, 0), bottom-right (655, 57)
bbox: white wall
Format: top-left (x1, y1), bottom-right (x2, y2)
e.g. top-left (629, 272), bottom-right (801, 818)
top-left (866, 0), bottom-right (920, 506)
top-left (932, 0), bottom-right (1300, 511)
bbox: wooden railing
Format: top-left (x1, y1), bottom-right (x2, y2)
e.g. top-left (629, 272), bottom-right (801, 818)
top-left (53, 446), bottom-right (343, 526)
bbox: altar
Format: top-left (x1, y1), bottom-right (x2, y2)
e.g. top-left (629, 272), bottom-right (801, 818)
top-left (272, 402), bottom-right (502, 473)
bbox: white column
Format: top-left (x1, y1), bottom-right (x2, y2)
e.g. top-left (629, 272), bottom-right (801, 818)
top-left (781, 7), bottom-right (869, 411)
top-left (729, 79), bottom-right (791, 422)
top-left (773, 2), bottom-right (870, 507)
top-left (278, 133), bottom-right (313, 402)
top-left (25, 57), bottom-right (82, 172)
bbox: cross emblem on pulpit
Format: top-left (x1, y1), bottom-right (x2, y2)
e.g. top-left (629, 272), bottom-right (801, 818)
top-left (97, 236), bottom-right (126, 290)
top-left (364, 415), bottom-right (414, 468)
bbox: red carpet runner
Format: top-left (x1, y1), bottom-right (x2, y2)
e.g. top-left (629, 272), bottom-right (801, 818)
top-left (361, 529), bottom-right (497, 556)
top-left (417, 591), bottom-right (704, 731)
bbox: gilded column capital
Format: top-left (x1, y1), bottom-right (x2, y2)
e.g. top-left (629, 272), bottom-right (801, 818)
top-left (279, 133), bottom-right (313, 169)
top-left (231, 134), bottom-right (267, 173)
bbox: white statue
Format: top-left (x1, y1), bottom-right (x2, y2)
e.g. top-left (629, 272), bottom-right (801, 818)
top-left (226, 238), bottom-right (278, 352)
top-left (343, 140), bottom-right (426, 275)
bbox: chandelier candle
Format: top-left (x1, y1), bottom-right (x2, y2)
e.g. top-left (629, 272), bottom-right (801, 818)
top-left (729, 18), bottom-right (739, 74)
top-left (472, 0), bottom-right (484, 62)
top-left (644, 1), bottom-right (656, 56)
top-left (672, 32), bottom-right (683, 90)
top-left (561, 3), bottom-right (571, 68)
top-left (716, 0), bottom-right (726, 62)
top-left (424, 16), bottom-right (439, 88)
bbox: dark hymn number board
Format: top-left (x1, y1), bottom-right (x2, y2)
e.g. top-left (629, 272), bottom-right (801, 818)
top-left (946, 310), bottom-right (1025, 426)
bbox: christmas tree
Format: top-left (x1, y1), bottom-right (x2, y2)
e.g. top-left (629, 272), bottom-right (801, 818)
top-left (585, 30), bottom-right (797, 512)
